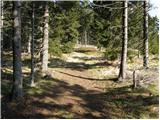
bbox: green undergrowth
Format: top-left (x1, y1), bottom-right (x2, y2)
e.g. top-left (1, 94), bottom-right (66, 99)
top-left (102, 80), bottom-right (159, 119)
top-left (25, 78), bottom-right (57, 96)
top-left (1, 69), bottom-right (57, 97)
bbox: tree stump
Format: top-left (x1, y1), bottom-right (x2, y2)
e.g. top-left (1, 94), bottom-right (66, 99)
top-left (133, 70), bottom-right (137, 88)
top-left (133, 70), bottom-right (139, 89)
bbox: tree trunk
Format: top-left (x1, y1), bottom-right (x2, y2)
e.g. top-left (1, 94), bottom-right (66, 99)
top-left (138, 49), bottom-right (140, 58)
top-left (133, 70), bottom-right (137, 88)
top-left (80, 33), bottom-right (82, 46)
top-left (118, 0), bottom-right (128, 81)
top-left (87, 31), bottom-right (90, 45)
top-left (30, 2), bottom-right (35, 86)
top-left (76, 38), bottom-right (79, 45)
top-left (12, 1), bottom-right (23, 99)
top-left (1, 0), bottom-right (3, 66)
top-left (39, 26), bottom-right (43, 58)
top-left (42, 2), bottom-right (49, 76)
top-left (84, 29), bottom-right (87, 46)
top-left (143, 0), bottom-right (149, 69)
top-left (27, 35), bottom-right (31, 54)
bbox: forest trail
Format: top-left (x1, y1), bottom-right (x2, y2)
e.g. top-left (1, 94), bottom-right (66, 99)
top-left (2, 49), bottom-right (159, 119)
top-left (39, 51), bottom-right (118, 118)
top-left (52, 51), bottom-right (113, 92)
top-left (31, 50), bottom-right (125, 118)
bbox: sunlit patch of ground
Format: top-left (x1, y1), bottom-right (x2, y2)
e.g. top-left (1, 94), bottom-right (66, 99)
top-left (1, 47), bottom-right (159, 119)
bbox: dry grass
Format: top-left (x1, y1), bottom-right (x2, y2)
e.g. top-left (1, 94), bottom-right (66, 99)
top-left (1, 48), bottom-right (159, 119)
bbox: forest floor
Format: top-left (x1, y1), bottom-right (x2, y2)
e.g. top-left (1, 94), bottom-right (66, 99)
top-left (1, 47), bottom-right (159, 119)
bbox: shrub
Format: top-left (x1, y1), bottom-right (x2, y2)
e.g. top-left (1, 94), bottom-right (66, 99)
top-left (61, 41), bottom-right (75, 53)
top-left (104, 49), bottom-right (120, 60)
top-left (127, 49), bottom-right (138, 62)
top-left (149, 42), bottom-right (159, 55)
top-left (49, 40), bottom-right (62, 57)
top-left (75, 47), bottom-right (98, 53)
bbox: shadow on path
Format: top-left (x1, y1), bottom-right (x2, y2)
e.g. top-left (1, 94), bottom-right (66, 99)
top-left (56, 70), bottom-right (118, 82)
top-left (2, 76), bottom-right (159, 119)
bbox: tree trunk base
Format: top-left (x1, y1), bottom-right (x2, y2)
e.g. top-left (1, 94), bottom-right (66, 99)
top-left (132, 70), bottom-right (140, 89)
top-left (30, 81), bottom-right (35, 87)
top-left (118, 76), bottom-right (123, 82)
top-left (144, 66), bottom-right (149, 69)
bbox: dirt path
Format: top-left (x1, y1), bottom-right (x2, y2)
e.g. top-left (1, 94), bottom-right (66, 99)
top-left (52, 54), bottom-right (106, 91)
top-left (2, 51), bottom-right (118, 119)
top-left (42, 52), bottom-right (113, 118)
top-left (53, 51), bottom-right (119, 90)
top-left (2, 51), bottom-right (159, 119)
top-left (26, 51), bottom-right (118, 118)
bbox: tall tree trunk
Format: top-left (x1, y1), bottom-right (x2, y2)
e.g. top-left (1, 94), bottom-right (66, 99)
top-left (143, 0), bottom-right (149, 69)
top-left (118, 0), bottom-right (128, 81)
top-left (42, 2), bottom-right (49, 76)
top-left (87, 31), bottom-right (90, 45)
top-left (12, 1), bottom-right (23, 99)
top-left (30, 2), bottom-right (35, 86)
top-left (76, 38), bottom-right (79, 45)
top-left (39, 26), bottom-right (43, 58)
top-left (1, 0), bottom-right (3, 66)
top-left (84, 29), bottom-right (87, 46)
top-left (80, 33), bottom-right (83, 46)
top-left (138, 49), bottom-right (140, 58)
top-left (27, 35), bottom-right (31, 54)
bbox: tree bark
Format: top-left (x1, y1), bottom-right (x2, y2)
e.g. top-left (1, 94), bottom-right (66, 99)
top-left (30, 2), bottom-right (35, 86)
top-left (143, 0), bottom-right (149, 69)
top-left (12, 1), bottom-right (23, 99)
top-left (1, 0), bottom-right (3, 66)
top-left (138, 50), bottom-right (140, 58)
top-left (84, 29), bottom-right (87, 46)
top-left (118, 0), bottom-right (128, 81)
top-left (42, 2), bottom-right (49, 76)
top-left (87, 31), bottom-right (90, 45)
top-left (27, 35), bottom-right (31, 54)
top-left (133, 70), bottom-right (137, 88)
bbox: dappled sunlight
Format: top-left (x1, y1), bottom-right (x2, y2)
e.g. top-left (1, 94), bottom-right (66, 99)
top-left (2, 48), bottom-right (159, 118)
top-left (2, 0), bottom-right (159, 118)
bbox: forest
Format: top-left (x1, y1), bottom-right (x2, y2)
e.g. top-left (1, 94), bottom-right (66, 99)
top-left (1, 0), bottom-right (159, 119)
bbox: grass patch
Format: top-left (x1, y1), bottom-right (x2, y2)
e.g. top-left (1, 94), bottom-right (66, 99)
top-left (1, 80), bottom-right (12, 96)
top-left (53, 109), bottom-right (74, 119)
top-left (75, 47), bottom-right (98, 53)
top-left (102, 82), bottom-right (159, 119)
